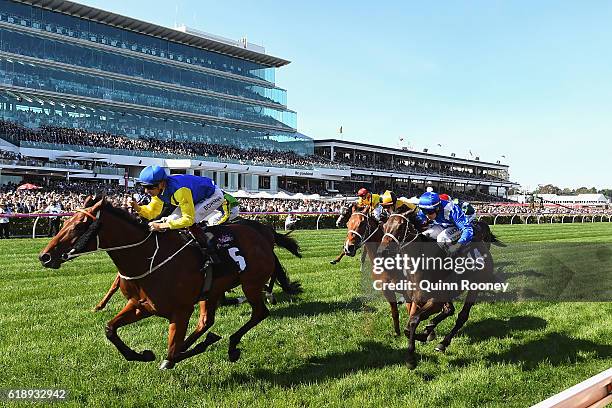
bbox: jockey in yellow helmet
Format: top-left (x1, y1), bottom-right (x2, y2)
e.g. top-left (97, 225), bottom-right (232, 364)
top-left (380, 190), bottom-right (417, 214)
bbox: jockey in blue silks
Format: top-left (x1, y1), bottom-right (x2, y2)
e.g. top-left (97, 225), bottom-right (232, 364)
top-left (416, 191), bottom-right (474, 256)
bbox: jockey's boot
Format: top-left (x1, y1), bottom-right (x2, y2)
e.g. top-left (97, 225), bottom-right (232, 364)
top-left (189, 225), bottom-right (221, 266)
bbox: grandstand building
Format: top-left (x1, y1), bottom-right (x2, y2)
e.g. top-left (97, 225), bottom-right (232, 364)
top-left (313, 140), bottom-right (516, 199)
top-left (0, 0), bottom-right (342, 189)
top-left (0, 0), bottom-right (517, 199)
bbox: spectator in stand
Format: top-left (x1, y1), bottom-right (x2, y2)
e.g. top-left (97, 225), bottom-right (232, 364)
top-left (0, 202), bottom-right (11, 238)
top-left (43, 200), bottom-right (63, 237)
top-left (285, 213), bottom-right (299, 231)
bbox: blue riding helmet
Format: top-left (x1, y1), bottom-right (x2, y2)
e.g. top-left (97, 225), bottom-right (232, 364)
top-left (418, 191), bottom-right (441, 211)
top-left (138, 165), bottom-right (168, 186)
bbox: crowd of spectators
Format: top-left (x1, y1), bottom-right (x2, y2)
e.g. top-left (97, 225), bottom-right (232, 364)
top-left (334, 154), bottom-right (505, 182)
top-left (0, 181), bottom-right (347, 215)
top-left (0, 180), bottom-right (608, 216)
top-left (0, 119), bottom-right (339, 169)
top-left (0, 180), bottom-right (611, 238)
top-left (476, 204), bottom-right (612, 215)
top-left (1, 118), bottom-right (508, 180)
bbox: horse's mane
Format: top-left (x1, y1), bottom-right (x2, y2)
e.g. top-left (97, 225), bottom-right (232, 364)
top-left (84, 196), bottom-right (147, 230)
top-left (101, 202), bottom-right (149, 232)
top-left (72, 199), bottom-right (149, 253)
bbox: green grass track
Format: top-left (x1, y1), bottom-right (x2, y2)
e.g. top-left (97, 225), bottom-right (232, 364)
top-left (0, 223), bottom-right (610, 407)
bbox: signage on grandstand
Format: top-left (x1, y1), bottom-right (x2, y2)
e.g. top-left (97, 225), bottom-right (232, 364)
top-left (294, 171), bottom-right (314, 176)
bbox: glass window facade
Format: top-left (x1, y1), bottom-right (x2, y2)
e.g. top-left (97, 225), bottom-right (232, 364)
top-left (0, 0), bottom-right (275, 82)
top-left (0, 92), bottom-right (313, 154)
top-left (0, 27), bottom-right (287, 106)
top-left (0, 56), bottom-right (296, 129)
top-left (0, 0), bottom-right (311, 155)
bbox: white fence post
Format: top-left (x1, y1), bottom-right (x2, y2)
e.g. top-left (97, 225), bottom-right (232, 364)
top-left (32, 216), bottom-right (40, 239)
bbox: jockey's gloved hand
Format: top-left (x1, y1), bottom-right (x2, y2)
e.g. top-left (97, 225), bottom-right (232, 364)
top-left (149, 221), bottom-right (170, 232)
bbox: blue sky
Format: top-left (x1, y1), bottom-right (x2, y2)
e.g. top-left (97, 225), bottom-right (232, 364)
top-left (78, 0), bottom-right (612, 190)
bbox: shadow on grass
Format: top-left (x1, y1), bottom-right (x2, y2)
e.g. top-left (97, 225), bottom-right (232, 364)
top-left (231, 340), bottom-right (432, 387)
top-left (450, 332), bottom-right (612, 370)
top-left (461, 315), bottom-right (547, 343)
top-left (489, 332), bottom-right (612, 369)
top-left (270, 297), bottom-right (376, 319)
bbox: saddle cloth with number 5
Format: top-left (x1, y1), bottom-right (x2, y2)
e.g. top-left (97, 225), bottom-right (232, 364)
top-left (205, 225), bottom-right (247, 275)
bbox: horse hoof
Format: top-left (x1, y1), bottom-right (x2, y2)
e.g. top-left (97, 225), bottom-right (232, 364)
top-left (205, 332), bottom-right (222, 346)
top-left (141, 350), bottom-right (156, 362)
top-left (407, 355), bottom-right (417, 370)
top-left (159, 359), bottom-right (175, 370)
top-left (265, 294), bottom-right (277, 305)
top-left (435, 343), bottom-right (447, 353)
top-left (426, 331), bottom-right (437, 342)
top-left (330, 260), bottom-right (337, 265)
top-left (228, 348), bottom-right (241, 362)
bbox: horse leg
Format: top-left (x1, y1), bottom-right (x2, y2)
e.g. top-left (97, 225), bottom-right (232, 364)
top-left (181, 290), bottom-right (223, 352)
top-left (405, 300), bottom-right (443, 369)
top-left (94, 273), bottom-right (120, 311)
top-left (406, 301), bottom-right (420, 369)
top-left (159, 308), bottom-right (192, 370)
top-left (421, 302), bottom-right (455, 342)
top-left (435, 291), bottom-right (478, 353)
top-left (265, 275), bottom-right (277, 305)
top-left (330, 252), bottom-right (344, 265)
top-left (105, 300), bottom-right (155, 362)
top-left (227, 284), bottom-right (270, 362)
top-left (383, 291), bottom-right (401, 336)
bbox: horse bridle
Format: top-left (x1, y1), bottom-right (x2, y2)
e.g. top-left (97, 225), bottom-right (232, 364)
top-left (345, 211), bottom-right (381, 253)
top-left (56, 207), bottom-right (194, 281)
top-left (382, 213), bottom-right (421, 249)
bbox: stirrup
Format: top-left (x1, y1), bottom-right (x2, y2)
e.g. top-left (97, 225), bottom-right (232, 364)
top-left (199, 262), bottom-right (214, 300)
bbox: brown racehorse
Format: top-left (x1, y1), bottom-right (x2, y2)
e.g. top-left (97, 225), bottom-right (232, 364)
top-left (377, 212), bottom-right (499, 369)
top-left (335, 204), bottom-right (411, 336)
top-left (93, 217), bottom-right (302, 311)
top-left (39, 197), bottom-right (301, 369)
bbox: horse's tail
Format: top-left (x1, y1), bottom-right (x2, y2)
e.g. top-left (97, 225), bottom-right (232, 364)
top-left (490, 233), bottom-right (507, 247)
top-left (478, 221), bottom-right (507, 247)
top-left (234, 217), bottom-right (302, 257)
top-left (272, 252), bottom-right (302, 295)
top-left (272, 230), bottom-right (302, 258)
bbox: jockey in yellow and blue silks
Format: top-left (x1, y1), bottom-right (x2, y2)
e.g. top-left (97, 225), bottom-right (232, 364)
top-left (130, 165), bottom-right (224, 232)
top-left (416, 191), bottom-right (473, 255)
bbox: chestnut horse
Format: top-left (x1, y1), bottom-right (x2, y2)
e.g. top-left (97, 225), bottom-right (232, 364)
top-left (378, 212), bottom-right (498, 369)
top-left (39, 197), bottom-right (301, 369)
top-left (93, 218), bottom-right (302, 311)
top-left (334, 204), bottom-right (411, 336)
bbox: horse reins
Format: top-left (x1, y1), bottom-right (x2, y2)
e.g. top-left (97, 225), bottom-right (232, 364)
top-left (61, 208), bottom-right (194, 280)
top-left (345, 212), bottom-right (381, 252)
top-left (382, 213), bottom-right (421, 249)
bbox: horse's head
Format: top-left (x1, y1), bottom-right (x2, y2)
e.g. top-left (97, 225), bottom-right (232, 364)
top-left (335, 204), bottom-right (353, 228)
top-left (378, 211), bottom-right (419, 256)
top-left (343, 205), bottom-right (375, 257)
top-left (39, 196), bottom-right (105, 269)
